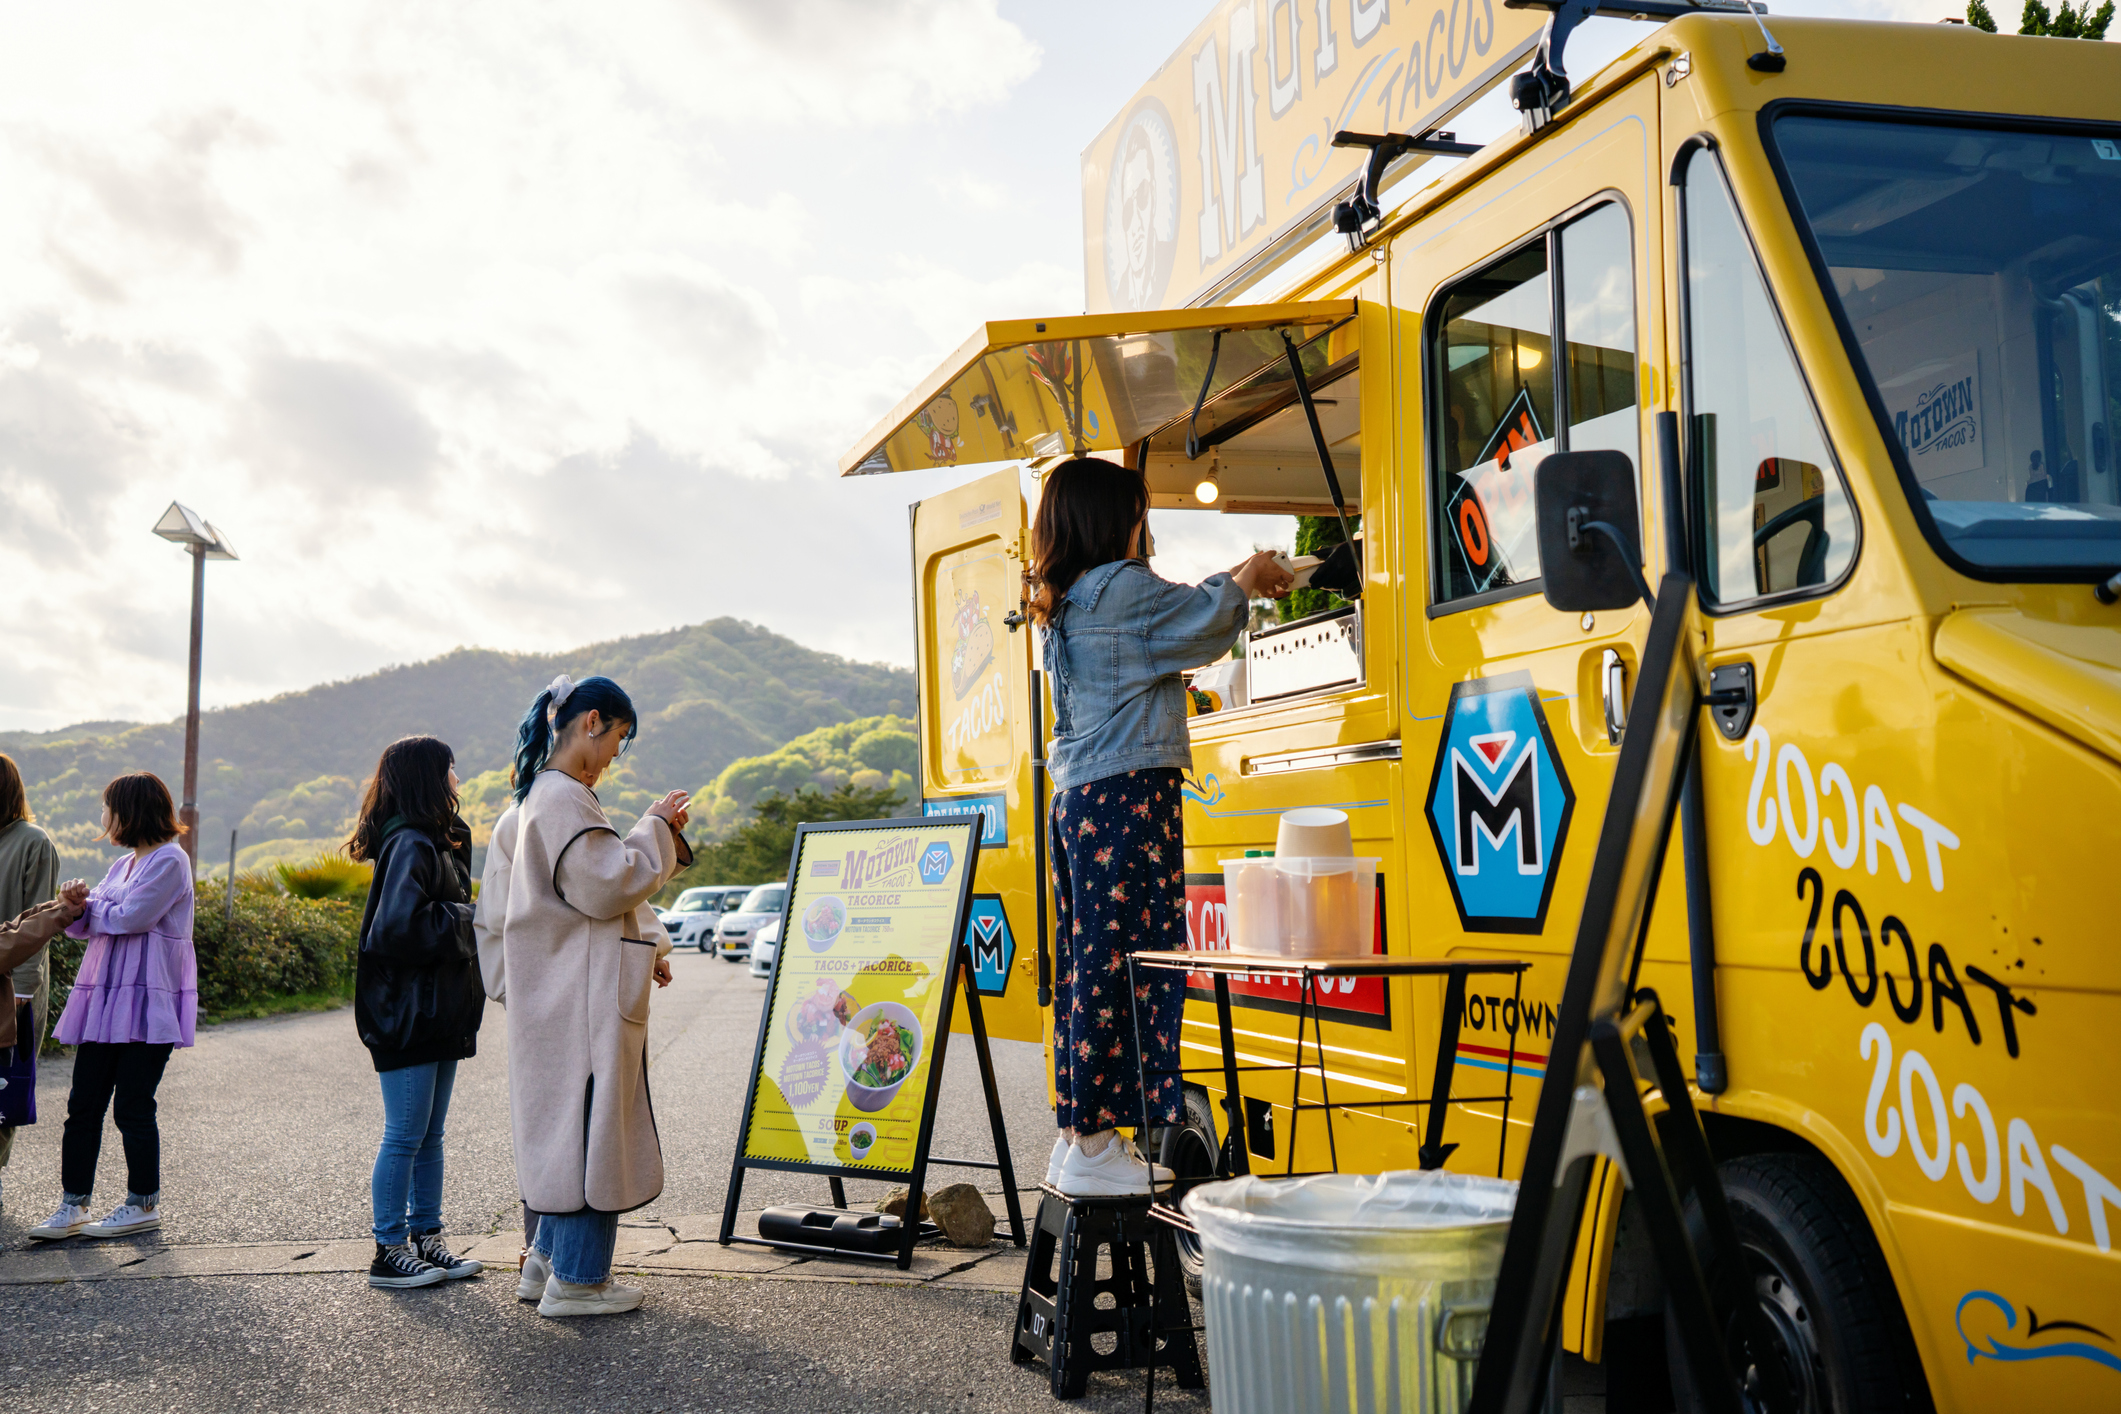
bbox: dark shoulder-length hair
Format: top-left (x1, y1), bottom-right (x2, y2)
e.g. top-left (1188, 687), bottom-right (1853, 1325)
top-left (1027, 457), bottom-right (1148, 625)
top-left (104, 772), bottom-right (182, 849)
top-left (346, 736), bottom-right (462, 863)
top-left (0, 753), bottom-right (29, 828)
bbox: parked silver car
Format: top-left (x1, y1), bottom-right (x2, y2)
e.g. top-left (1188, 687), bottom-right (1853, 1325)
top-left (714, 882), bottom-right (785, 963)
top-left (748, 916), bottom-right (780, 979)
top-left (660, 885), bottom-right (747, 953)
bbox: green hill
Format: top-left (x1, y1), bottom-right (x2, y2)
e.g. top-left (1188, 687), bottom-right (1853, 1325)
top-left (0, 619), bottom-right (912, 878)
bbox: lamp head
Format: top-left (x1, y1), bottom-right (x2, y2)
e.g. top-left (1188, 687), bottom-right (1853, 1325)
top-left (151, 501), bottom-right (238, 560)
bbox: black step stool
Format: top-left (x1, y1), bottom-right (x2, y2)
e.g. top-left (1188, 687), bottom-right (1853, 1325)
top-left (1011, 1186), bottom-right (1203, 1400)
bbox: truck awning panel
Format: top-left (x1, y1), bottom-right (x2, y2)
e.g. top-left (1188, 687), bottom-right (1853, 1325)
top-left (839, 300), bottom-right (1356, 477)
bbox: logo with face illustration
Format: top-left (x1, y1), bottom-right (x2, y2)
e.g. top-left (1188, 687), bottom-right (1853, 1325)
top-left (1102, 99), bottom-right (1178, 312)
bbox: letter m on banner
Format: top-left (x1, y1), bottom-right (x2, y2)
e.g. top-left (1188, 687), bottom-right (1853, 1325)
top-left (1192, 7), bottom-right (1264, 264)
top-left (1423, 673), bottom-right (1576, 935)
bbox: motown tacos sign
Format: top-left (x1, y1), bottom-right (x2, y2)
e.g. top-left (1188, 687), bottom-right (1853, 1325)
top-left (1082, 0), bottom-right (1543, 313)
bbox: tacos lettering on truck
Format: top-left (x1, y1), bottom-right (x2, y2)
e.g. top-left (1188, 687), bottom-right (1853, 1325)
top-left (844, 12), bottom-right (2121, 1410)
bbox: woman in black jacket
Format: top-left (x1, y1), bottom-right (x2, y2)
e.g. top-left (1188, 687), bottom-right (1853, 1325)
top-left (347, 735), bottom-right (486, 1289)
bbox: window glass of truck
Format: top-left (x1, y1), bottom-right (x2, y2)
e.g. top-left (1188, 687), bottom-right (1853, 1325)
top-left (1681, 147), bottom-right (1857, 606)
top-left (1432, 202), bottom-right (1639, 607)
top-left (1771, 113), bottom-right (2121, 577)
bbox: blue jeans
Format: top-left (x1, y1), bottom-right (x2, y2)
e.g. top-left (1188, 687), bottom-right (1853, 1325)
top-left (534, 1208), bottom-right (620, 1285)
top-left (371, 1060), bottom-right (456, 1246)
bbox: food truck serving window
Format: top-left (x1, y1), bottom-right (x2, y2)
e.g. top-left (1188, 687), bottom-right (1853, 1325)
top-left (1771, 111), bottom-right (2121, 579)
top-left (1429, 201), bottom-right (1640, 610)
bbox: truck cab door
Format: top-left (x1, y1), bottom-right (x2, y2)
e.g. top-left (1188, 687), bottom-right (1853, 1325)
top-left (1400, 78), bottom-right (1673, 1177)
top-left (911, 465), bottom-right (1043, 1043)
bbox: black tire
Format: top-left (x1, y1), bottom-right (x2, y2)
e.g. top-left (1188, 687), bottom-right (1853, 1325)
top-left (1670, 1151), bottom-right (1932, 1414)
top-left (1157, 1087), bottom-right (1226, 1297)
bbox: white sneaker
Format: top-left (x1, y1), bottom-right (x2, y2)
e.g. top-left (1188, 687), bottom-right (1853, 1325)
top-left (538, 1276), bottom-right (645, 1318)
top-left (84, 1202), bottom-right (161, 1238)
top-left (1056, 1136), bottom-right (1175, 1198)
top-left (27, 1201), bottom-right (90, 1241)
top-left (1045, 1136), bottom-right (1071, 1186)
top-left (517, 1247), bottom-right (552, 1302)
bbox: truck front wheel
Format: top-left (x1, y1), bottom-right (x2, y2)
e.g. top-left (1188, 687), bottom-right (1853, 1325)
top-left (1670, 1151), bottom-right (1933, 1413)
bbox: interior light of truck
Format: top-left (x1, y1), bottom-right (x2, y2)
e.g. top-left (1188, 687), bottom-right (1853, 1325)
top-left (1194, 472), bottom-right (1221, 505)
top-left (1515, 343), bottom-right (1543, 370)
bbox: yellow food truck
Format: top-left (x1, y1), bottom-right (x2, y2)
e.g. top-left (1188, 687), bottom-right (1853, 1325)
top-left (844, 7), bottom-right (2121, 1409)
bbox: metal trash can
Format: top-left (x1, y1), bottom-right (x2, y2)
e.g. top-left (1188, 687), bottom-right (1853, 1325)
top-left (1183, 1170), bottom-right (1517, 1414)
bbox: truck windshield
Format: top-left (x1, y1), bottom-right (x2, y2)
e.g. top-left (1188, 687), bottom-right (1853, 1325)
top-left (1772, 114), bottom-right (2121, 576)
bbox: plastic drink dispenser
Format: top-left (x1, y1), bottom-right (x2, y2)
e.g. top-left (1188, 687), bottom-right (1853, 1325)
top-left (1220, 809), bottom-right (1378, 958)
top-left (1227, 851), bottom-right (1280, 953)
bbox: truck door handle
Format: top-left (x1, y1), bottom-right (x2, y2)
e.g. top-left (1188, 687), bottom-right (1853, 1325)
top-left (1602, 648), bottom-right (1627, 744)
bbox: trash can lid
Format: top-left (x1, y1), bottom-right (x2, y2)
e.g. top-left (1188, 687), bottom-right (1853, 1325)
top-left (1183, 1169), bottom-right (1517, 1232)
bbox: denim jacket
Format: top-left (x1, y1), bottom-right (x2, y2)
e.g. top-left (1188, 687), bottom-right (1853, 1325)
top-left (1041, 559), bottom-right (1248, 792)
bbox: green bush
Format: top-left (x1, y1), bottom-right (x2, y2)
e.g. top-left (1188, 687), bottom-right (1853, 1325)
top-left (44, 884), bottom-right (361, 1043)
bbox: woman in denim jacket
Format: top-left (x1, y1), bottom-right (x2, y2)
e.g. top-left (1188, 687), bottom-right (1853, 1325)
top-left (1027, 458), bottom-right (1291, 1195)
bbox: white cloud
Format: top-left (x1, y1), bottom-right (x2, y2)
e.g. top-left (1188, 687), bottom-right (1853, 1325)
top-left (0, 0), bottom-right (1057, 730)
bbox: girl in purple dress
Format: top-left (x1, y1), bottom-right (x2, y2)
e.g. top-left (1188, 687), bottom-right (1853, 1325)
top-left (27, 773), bottom-right (197, 1241)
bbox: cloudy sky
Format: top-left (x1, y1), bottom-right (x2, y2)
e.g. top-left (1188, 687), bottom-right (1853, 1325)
top-left (0, 0), bottom-right (2001, 731)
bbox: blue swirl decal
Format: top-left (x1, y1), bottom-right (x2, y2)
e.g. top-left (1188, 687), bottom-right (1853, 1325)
top-left (1181, 773), bottom-right (1225, 808)
top-left (1956, 1290), bottom-right (2121, 1375)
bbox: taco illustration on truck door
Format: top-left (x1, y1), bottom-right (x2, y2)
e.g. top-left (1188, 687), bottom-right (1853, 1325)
top-left (949, 587), bottom-right (995, 700)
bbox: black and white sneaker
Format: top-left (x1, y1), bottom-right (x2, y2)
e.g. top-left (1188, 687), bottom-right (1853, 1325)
top-left (411, 1230), bottom-right (483, 1280)
top-left (368, 1241), bottom-right (446, 1289)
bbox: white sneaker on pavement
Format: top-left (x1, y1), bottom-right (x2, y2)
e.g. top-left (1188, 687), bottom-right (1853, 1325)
top-left (27, 1201), bottom-right (90, 1241)
top-left (1055, 1136), bottom-right (1175, 1198)
top-left (538, 1276), bottom-right (646, 1318)
top-left (84, 1202), bottom-right (161, 1238)
top-left (1044, 1136), bottom-right (1070, 1186)
top-left (517, 1247), bottom-right (552, 1302)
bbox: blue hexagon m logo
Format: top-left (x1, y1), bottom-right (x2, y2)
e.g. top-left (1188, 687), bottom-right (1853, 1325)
top-left (1423, 673), bottom-right (1574, 935)
top-left (962, 895), bottom-right (1014, 996)
top-left (918, 839), bottom-right (954, 885)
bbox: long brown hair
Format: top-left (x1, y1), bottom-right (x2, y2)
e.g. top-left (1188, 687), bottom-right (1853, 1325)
top-left (1027, 457), bottom-right (1149, 624)
top-left (0, 754), bottom-right (28, 828)
top-left (346, 736), bottom-right (462, 863)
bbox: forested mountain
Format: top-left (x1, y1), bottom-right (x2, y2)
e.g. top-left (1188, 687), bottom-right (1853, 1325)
top-left (0, 619), bottom-right (912, 877)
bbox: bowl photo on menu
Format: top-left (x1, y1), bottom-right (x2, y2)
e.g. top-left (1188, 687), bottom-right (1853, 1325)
top-left (787, 979), bottom-right (858, 1047)
top-left (840, 1001), bottom-right (921, 1114)
top-left (802, 894), bottom-right (847, 951)
top-left (846, 1122), bottom-right (878, 1161)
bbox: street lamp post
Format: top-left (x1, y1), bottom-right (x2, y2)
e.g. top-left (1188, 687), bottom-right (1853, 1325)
top-left (152, 503), bottom-right (237, 868)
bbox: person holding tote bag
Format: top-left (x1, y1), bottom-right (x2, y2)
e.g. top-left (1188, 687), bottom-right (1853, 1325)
top-left (492, 673), bottom-right (687, 1318)
top-left (346, 735), bottom-right (486, 1289)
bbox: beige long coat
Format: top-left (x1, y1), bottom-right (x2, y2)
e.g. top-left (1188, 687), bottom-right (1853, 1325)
top-left (485, 772), bottom-right (679, 1214)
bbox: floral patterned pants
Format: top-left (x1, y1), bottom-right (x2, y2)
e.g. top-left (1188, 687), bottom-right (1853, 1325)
top-left (1050, 768), bottom-right (1186, 1135)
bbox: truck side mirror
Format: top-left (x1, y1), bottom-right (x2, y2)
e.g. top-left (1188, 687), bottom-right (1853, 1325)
top-left (1535, 449), bottom-right (1652, 612)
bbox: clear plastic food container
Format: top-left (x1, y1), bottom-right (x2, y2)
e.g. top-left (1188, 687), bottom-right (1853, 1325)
top-left (1221, 856), bottom-right (1379, 958)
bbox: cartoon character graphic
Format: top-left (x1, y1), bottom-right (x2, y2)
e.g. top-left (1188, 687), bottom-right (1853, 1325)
top-left (915, 394), bottom-right (964, 465)
top-left (949, 587), bottom-right (995, 701)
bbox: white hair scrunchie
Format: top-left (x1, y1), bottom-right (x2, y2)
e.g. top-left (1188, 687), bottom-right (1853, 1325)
top-left (546, 674), bottom-right (577, 718)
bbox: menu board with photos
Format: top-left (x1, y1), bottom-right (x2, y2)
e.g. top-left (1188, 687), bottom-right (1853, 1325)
top-left (737, 816), bottom-right (982, 1177)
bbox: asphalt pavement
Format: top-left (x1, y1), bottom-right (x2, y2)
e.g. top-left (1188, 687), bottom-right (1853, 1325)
top-left (0, 946), bottom-right (1208, 1413)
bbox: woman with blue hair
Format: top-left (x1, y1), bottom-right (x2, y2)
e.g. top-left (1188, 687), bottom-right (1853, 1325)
top-left (482, 673), bottom-right (689, 1318)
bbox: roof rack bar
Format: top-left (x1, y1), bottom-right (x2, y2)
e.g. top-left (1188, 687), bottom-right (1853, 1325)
top-left (1504, 1), bottom-right (1782, 132)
